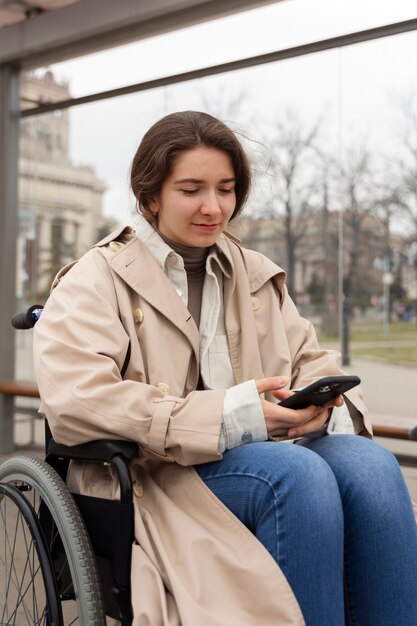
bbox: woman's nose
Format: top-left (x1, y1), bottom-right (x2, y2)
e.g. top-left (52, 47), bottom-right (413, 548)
top-left (201, 192), bottom-right (221, 215)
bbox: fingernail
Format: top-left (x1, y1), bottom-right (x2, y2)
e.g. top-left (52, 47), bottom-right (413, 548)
top-left (288, 429), bottom-right (298, 438)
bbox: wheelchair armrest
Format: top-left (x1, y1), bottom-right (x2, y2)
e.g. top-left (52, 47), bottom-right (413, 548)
top-left (47, 439), bottom-right (139, 463)
top-left (46, 439), bottom-right (139, 503)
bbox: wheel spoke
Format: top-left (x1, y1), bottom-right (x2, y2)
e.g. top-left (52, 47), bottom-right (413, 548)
top-left (0, 457), bottom-right (106, 625)
top-left (5, 517), bottom-right (43, 623)
top-left (1, 500), bottom-right (32, 623)
top-left (1, 494), bottom-right (46, 624)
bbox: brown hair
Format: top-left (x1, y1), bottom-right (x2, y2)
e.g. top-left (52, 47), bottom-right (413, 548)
top-left (130, 111), bottom-right (251, 224)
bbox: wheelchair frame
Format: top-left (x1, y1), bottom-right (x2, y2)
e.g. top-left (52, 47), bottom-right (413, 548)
top-left (0, 305), bottom-right (139, 625)
top-left (0, 420), bottom-right (139, 626)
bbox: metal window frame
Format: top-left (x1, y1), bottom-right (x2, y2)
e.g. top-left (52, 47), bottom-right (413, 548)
top-left (2, 9), bottom-right (417, 453)
top-left (0, 64), bottom-right (20, 453)
top-left (21, 17), bottom-right (417, 117)
top-left (0, 0), bottom-right (280, 67)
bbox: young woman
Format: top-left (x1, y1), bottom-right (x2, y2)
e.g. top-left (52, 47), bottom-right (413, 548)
top-left (34, 111), bottom-right (417, 626)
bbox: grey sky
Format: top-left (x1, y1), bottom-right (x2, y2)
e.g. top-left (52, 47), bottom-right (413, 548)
top-left (43, 0), bottom-right (417, 225)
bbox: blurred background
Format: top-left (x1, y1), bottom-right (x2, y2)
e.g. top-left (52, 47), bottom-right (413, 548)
top-left (0, 1), bottom-right (416, 478)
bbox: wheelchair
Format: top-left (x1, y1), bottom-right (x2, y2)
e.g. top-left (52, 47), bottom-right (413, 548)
top-left (0, 306), bottom-right (139, 625)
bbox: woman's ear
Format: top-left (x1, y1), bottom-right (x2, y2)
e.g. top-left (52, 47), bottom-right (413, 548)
top-left (149, 196), bottom-right (160, 215)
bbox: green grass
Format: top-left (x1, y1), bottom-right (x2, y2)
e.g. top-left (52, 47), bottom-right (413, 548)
top-left (351, 346), bottom-right (417, 366)
top-left (318, 321), bottom-right (417, 343)
top-left (349, 322), bottom-right (417, 342)
top-left (317, 321), bottom-right (417, 367)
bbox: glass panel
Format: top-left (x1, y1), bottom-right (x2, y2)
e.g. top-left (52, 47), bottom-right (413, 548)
top-left (29, 0), bottom-right (417, 100)
top-left (17, 28), bottom-right (417, 435)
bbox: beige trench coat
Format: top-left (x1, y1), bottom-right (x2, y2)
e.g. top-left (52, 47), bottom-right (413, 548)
top-left (34, 226), bottom-right (372, 626)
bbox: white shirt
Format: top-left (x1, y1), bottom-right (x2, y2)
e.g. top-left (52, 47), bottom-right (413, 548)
top-left (135, 216), bottom-right (355, 452)
top-left (135, 216), bottom-right (267, 451)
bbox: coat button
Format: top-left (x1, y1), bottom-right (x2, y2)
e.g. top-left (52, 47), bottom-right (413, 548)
top-left (133, 480), bottom-right (143, 498)
top-left (241, 432), bottom-right (253, 444)
top-left (109, 241), bottom-right (122, 251)
top-left (251, 297), bottom-right (261, 311)
top-left (133, 308), bottom-right (144, 324)
top-left (157, 382), bottom-right (170, 395)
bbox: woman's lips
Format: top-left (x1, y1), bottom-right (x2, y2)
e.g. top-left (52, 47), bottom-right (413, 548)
top-left (192, 223), bottom-right (219, 231)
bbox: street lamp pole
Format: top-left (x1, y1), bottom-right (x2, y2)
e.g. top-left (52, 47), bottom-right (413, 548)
top-left (339, 208), bottom-right (350, 366)
top-left (337, 50), bottom-right (349, 366)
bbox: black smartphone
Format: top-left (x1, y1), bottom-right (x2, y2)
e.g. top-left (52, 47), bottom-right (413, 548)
top-left (278, 375), bottom-right (361, 410)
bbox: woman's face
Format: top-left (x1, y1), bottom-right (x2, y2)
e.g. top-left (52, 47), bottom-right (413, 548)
top-left (150, 145), bottom-right (236, 248)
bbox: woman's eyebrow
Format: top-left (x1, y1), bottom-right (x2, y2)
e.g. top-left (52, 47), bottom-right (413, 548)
top-left (174, 177), bottom-right (236, 184)
top-left (174, 178), bottom-right (203, 184)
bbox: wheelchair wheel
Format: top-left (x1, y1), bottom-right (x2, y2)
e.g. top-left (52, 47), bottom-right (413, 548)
top-left (0, 456), bottom-right (106, 625)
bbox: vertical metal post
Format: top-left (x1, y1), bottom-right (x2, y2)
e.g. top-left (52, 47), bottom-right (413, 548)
top-left (0, 63), bottom-right (20, 454)
top-left (338, 209), bottom-right (350, 366)
top-left (383, 211), bottom-right (392, 337)
top-left (337, 49), bottom-right (349, 366)
top-left (383, 274), bottom-right (390, 337)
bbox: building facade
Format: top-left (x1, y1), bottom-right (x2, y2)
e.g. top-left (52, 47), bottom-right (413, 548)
top-left (18, 70), bottom-right (113, 302)
top-left (237, 210), bottom-right (415, 326)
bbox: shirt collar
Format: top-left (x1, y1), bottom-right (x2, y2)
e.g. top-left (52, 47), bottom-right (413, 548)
top-left (135, 213), bottom-right (233, 279)
top-left (134, 214), bottom-right (180, 271)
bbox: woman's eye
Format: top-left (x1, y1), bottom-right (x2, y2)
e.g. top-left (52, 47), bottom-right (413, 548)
top-left (219, 188), bottom-right (234, 194)
top-left (181, 189), bottom-right (199, 195)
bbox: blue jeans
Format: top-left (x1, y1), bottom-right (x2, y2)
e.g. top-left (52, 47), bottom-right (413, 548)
top-left (196, 435), bottom-right (417, 625)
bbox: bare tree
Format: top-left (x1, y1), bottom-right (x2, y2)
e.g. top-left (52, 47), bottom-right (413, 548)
top-left (315, 150), bottom-right (339, 332)
top-left (373, 164), bottom-right (412, 323)
top-left (337, 144), bottom-right (381, 301)
top-left (261, 110), bottom-right (322, 296)
top-left (393, 96), bottom-right (417, 228)
top-left (195, 83), bottom-right (247, 122)
top-left (390, 95), bottom-right (417, 311)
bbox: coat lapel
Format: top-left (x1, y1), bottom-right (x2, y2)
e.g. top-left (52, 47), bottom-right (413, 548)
top-left (109, 237), bottom-right (200, 359)
top-left (222, 240), bottom-right (265, 384)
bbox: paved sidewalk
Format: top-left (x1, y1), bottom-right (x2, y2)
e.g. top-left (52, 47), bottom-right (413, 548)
top-left (344, 357), bottom-right (417, 423)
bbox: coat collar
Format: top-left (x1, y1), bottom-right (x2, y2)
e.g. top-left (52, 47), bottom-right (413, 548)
top-left (97, 223), bottom-right (287, 376)
top-left (221, 237), bottom-right (287, 295)
top-left (109, 235), bottom-right (201, 358)
top-left (134, 214), bottom-right (234, 279)
top-left (97, 221), bottom-right (285, 294)
top-left (97, 222), bottom-right (236, 361)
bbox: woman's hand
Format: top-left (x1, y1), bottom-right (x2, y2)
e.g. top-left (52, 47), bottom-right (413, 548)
top-left (255, 376), bottom-right (344, 439)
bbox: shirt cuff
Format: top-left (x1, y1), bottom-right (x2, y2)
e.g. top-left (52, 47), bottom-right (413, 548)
top-left (327, 402), bottom-right (355, 434)
top-left (219, 380), bottom-right (267, 452)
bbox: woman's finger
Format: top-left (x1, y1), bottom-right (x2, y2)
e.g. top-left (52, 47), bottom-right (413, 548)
top-left (256, 376), bottom-right (289, 395)
top-left (263, 402), bottom-right (323, 435)
top-left (272, 388), bottom-right (294, 400)
top-left (323, 395), bottom-right (344, 409)
top-left (287, 409), bottom-right (330, 438)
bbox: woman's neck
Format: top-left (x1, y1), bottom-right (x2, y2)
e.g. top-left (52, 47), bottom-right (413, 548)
top-left (158, 231), bottom-right (209, 275)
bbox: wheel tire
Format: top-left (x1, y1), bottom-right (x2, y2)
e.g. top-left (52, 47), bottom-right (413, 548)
top-left (0, 456), bottom-right (106, 625)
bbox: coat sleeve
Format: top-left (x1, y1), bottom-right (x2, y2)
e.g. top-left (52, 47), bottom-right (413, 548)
top-left (33, 249), bottom-right (225, 466)
top-left (277, 283), bottom-right (372, 437)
